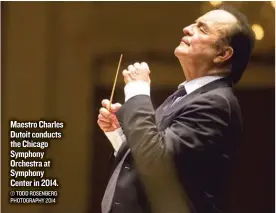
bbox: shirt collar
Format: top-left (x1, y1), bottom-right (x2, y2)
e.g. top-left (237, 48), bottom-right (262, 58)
top-left (178, 75), bottom-right (224, 95)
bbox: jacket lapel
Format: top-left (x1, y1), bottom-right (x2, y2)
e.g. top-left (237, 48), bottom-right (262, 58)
top-left (155, 93), bottom-right (175, 124)
top-left (113, 141), bottom-right (129, 165)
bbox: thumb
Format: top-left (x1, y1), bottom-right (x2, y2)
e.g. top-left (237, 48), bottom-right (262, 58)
top-left (111, 103), bottom-right (122, 112)
top-left (122, 69), bottom-right (132, 84)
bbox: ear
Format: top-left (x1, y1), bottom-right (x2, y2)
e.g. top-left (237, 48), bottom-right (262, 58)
top-left (213, 46), bottom-right (233, 64)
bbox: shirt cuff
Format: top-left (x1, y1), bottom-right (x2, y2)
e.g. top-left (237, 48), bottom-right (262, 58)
top-left (104, 128), bottom-right (126, 154)
top-left (124, 81), bottom-right (150, 102)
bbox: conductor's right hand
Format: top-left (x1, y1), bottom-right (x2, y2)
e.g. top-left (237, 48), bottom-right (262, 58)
top-left (97, 99), bottom-right (122, 132)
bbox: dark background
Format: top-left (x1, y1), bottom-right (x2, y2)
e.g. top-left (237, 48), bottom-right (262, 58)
top-left (2, 2), bottom-right (274, 213)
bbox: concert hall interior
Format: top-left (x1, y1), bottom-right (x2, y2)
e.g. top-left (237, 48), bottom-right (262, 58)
top-left (1, 1), bottom-right (275, 213)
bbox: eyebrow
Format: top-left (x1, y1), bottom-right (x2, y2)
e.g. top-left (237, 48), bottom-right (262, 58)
top-left (195, 19), bottom-right (210, 31)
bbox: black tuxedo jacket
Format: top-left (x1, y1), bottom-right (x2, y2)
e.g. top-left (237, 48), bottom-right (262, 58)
top-left (108, 78), bottom-right (242, 213)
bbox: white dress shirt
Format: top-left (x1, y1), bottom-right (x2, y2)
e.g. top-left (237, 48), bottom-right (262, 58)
top-left (104, 76), bottom-right (223, 155)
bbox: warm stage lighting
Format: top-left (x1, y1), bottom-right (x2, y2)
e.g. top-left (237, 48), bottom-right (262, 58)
top-left (271, 1), bottom-right (275, 8)
top-left (251, 24), bottom-right (264, 40)
top-left (209, 1), bottom-right (223, 7)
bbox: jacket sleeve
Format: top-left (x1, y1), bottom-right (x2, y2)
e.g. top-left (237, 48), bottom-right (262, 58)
top-left (115, 94), bottom-right (230, 173)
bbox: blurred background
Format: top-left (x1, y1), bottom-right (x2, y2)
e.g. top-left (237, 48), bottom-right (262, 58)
top-left (1, 1), bottom-right (274, 213)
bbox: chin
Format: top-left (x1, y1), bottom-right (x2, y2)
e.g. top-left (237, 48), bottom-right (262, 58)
top-left (174, 46), bottom-right (188, 58)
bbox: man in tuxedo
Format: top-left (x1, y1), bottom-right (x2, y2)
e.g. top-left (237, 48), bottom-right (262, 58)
top-left (97, 5), bottom-right (255, 213)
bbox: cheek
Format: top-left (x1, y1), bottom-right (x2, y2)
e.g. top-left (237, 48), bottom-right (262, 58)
top-left (192, 36), bottom-right (217, 52)
top-left (191, 36), bottom-right (210, 51)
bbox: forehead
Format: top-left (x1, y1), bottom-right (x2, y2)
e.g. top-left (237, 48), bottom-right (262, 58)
top-left (197, 10), bottom-right (237, 30)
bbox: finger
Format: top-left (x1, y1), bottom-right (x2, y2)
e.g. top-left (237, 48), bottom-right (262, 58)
top-left (99, 107), bottom-right (112, 118)
top-left (124, 74), bottom-right (132, 84)
top-left (123, 69), bottom-right (133, 83)
top-left (110, 103), bottom-right (122, 112)
top-left (128, 65), bottom-right (135, 72)
top-left (97, 119), bottom-right (112, 127)
top-left (134, 62), bottom-right (142, 70)
top-left (98, 114), bottom-right (112, 123)
top-left (101, 99), bottom-right (110, 108)
top-left (141, 62), bottom-right (150, 73)
top-left (112, 123), bottom-right (118, 129)
top-left (113, 117), bottom-right (120, 127)
top-left (99, 112), bottom-right (118, 123)
top-left (97, 120), bottom-right (112, 129)
top-left (97, 118), bottom-right (112, 127)
top-left (122, 69), bottom-right (129, 76)
top-left (130, 64), bottom-right (139, 76)
top-left (141, 62), bottom-right (149, 70)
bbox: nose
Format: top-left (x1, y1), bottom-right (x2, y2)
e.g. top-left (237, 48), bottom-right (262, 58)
top-left (183, 24), bottom-right (194, 36)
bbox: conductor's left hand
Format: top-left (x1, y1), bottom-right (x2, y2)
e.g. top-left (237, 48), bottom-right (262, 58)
top-left (122, 62), bottom-right (151, 85)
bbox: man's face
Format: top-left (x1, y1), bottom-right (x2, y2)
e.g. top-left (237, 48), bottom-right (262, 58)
top-left (174, 10), bottom-right (237, 66)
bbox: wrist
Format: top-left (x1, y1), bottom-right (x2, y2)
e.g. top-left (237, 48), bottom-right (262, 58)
top-left (124, 80), bottom-right (150, 102)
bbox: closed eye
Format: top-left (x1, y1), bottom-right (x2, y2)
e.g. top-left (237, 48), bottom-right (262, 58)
top-left (195, 20), bottom-right (209, 34)
top-left (197, 24), bottom-right (207, 34)
top-left (200, 26), bottom-right (207, 34)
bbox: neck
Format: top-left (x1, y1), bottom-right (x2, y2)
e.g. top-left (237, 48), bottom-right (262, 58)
top-left (179, 59), bottom-right (230, 82)
top-left (207, 67), bottom-right (231, 76)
